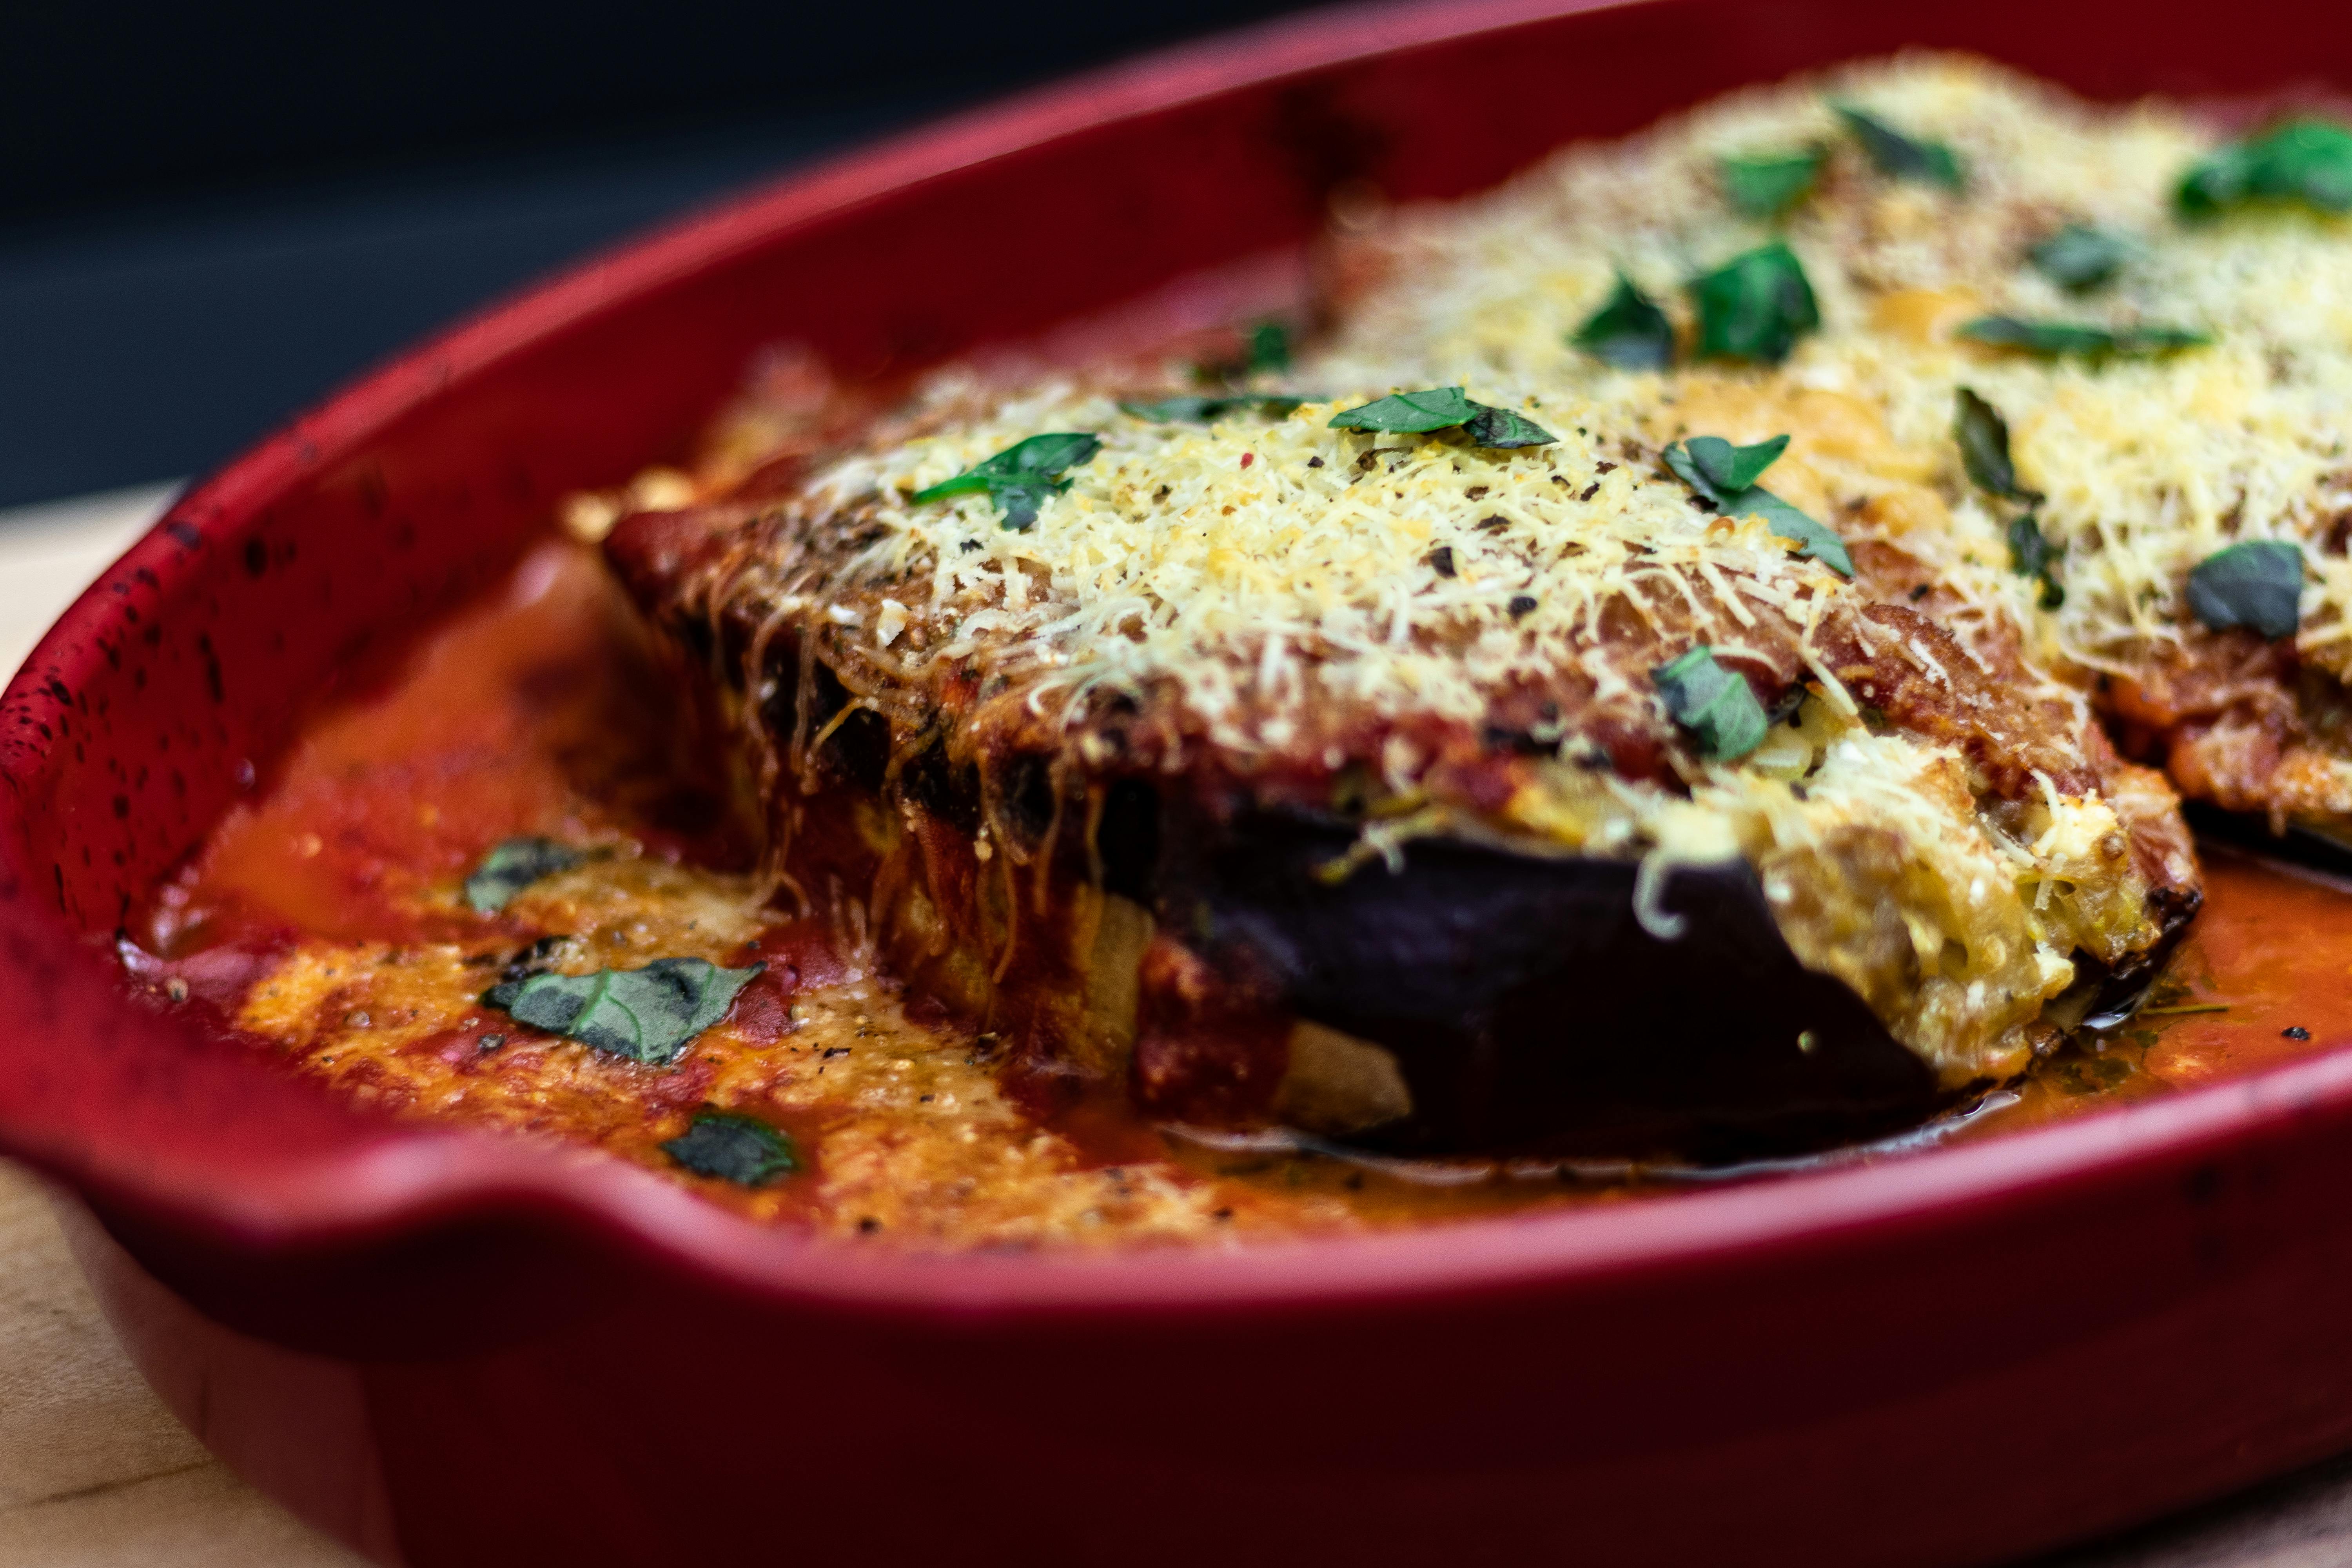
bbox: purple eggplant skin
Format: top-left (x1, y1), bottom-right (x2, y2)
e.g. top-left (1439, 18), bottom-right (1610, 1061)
top-left (2070, 881), bottom-right (2201, 1032)
top-left (1158, 811), bottom-right (1951, 1163)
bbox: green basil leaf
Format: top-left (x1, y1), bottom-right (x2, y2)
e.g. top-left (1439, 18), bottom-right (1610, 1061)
top-left (1663, 434), bottom-right (1847, 575)
top-left (1738, 489), bottom-right (1855, 578)
top-left (2187, 539), bottom-right (2303, 639)
top-left (990, 482), bottom-right (1057, 532)
top-left (1246, 320), bottom-right (1293, 373)
top-left (1122, 394), bottom-right (1223, 423)
top-left (1572, 272), bottom-right (1676, 369)
top-left (1953, 389), bottom-right (2043, 503)
top-left (2178, 119), bottom-right (2352, 218)
top-left (1463, 404), bottom-right (1558, 449)
top-left (483, 956), bottom-right (762, 1066)
top-left (1328, 387), bottom-right (1479, 433)
top-left (463, 837), bottom-right (583, 914)
top-left (2027, 224), bottom-right (2138, 292)
top-left (2006, 513), bottom-right (2056, 577)
top-left (912, 432), bottom-right (1102, 532)
top-left (1328, 388), bottom-right (1553, 448)
top-left (1120, 394), bottom-right (1308, 423)
top-left (1690, 241), bottom-right (1821, 365)
top-left (2007, 515), bottom-right (2064, 606)
top-left (1653, 647), bottom-right (1771, 761)
top-left (1721, 149), bottom-right (1824, 218)
top-left (1664, 434), bottom-right (1789, 501)
top-left (1832, 102), bottom-right (1965, 189)
top-left (662, 1107), bottom-right (798, 1186)
top-left (1958, 316), bottom-right (2212, 360)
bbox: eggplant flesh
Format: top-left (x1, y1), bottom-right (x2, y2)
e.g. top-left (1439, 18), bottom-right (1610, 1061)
top-left (1160, 813), bottom-right (1956, 1164)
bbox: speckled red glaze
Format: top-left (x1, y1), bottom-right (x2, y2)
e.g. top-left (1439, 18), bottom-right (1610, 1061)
top-left (8, 1), bottom-right (2352, 1563)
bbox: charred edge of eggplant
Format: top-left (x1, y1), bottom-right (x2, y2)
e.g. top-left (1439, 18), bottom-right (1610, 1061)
top-left (1151, 808), bottom-right (1952, 1165)
top-left (2055, 880), bottom-right (2203, 1033)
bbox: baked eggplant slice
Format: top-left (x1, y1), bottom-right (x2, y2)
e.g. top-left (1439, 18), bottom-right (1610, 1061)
top-left (1158, 811), bottom-right (1943, 1160)
top-left (1313, 54), bottom-right (2352, 845)
top-left (599, 361), bottom-right (2198, 1163)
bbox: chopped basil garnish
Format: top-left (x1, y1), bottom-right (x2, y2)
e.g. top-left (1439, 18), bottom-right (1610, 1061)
top-left (2006, 514), bottom-right (2057, 577)
top-left (1720, 149), bottom-right (1824, 218)
top-left (662, 1107), bottom-right (798, 1186)
top-left (482, 957), bottom-right (762, 1066)
top-left (1653, 647), bottom-right (1770, 761)
top-left (1245, 320), bottom-right (1293, 373)
top-left (2007, 515), bottom-right (2064, 608)
top-left (1957, 316), bottom-right (2211, 360)
top-left (2178, 119), bottom-right (2352, 218)
top-left (463, 837), bottom-right (583, 914)
top-left (2027, 224), bottom-right (2137, 292)
top-left (1327, 388), bottom-right (1555, 448)
top-left (1463, 404), bottom-right (1557, 449)
top-left (1689, 242), bottom-right (1820, 365)
top-left (1959, 390), bottom-right (2060, 606)
top-left (1120, 394), bottom-right (1308, 423)
top-left (1663, 434), bottom-right (1853, 577)
top-left (1194, 319), bottom-right (1296, 383)
top-left (1953, 389), bottom-right (2042, 503)
top-left (1572, 272), bottom-right (1676, 370)
top-left (2187, 540), bottom-right (2303, 639)
top-left (912, 432), bottom-right (1101, 532)
top-left (1328, 386), bottom-right (1475, 432)
top-left (1740, 495), bottom-right (1853, 578)
top-left (1832, 102), bottom-right (1964, 189)
top-left (1665, 434), bottom-right (1788, 497)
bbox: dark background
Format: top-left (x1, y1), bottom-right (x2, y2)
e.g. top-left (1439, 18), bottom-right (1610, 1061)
top-left (0, 0), bottom-right (1324, 510)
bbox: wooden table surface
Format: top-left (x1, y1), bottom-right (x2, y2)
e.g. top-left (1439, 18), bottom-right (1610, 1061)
top-left (0, 486), bottom-right (2348, 1568)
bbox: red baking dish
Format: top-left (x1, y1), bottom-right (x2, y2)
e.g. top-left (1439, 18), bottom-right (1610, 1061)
top-left (9, 1), bottom-right (2352, 1563)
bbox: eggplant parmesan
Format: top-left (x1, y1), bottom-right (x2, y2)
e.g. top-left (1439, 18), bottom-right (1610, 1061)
top-left (156, 54), bottom-right (2352, 1245)
top-left (1318, 54), bottom-right (2352, 835)
top-left (130, 539), bottom-right (2330, 1245)
top-left (602, 360), bottom-right (2196, 1162)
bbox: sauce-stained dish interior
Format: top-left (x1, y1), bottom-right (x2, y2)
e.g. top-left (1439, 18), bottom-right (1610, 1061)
top-left (125, 56), bottom-right (2352, 1246)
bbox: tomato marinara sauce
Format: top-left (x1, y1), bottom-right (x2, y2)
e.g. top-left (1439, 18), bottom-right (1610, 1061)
top-left (120, 538), bottom-right (2352, 1247)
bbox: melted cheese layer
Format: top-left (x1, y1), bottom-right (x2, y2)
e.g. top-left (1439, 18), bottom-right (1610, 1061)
top-left (1315, 54), bottom-right (2352, 690)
